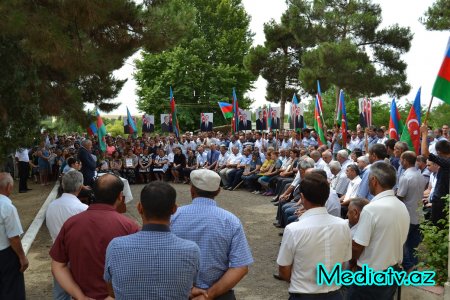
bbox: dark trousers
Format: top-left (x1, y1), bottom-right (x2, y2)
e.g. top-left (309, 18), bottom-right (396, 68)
top-left (402, 224), bottom-right (421, 271)
top-left (230, 169), bottom-right (244, 188)
top-left (216, 290), bottom-right (235, 300)
top-left (289, 289), bottom-right (342, 300)
top-left (18, 161), bottom-right (29, 192)
top-left (347, 265), bottom-right (400, 300)
top-left (431, 199), bottom-right (445, 227)
top-left (0, 247), bottom-right (25, 300)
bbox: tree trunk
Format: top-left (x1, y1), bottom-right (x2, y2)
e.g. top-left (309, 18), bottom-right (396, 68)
top-left (280, 88), bottom-right (285, 131)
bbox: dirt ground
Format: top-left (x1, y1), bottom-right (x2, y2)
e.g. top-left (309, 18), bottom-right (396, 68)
top-left (16, 180), bottom-right (290, 299)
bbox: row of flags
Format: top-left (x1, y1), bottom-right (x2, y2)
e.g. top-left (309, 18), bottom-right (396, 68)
top-left (86, 39), bottom-right (450, 156)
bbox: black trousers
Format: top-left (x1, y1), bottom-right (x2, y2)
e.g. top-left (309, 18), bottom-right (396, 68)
top-left (289, 289), bottom-right (342, 300)
top-left (0, 247), bottom-right (25, 300)
top-left (18, 161), bottom-right (29, 192)
top-left (216, 290), bottom-right (235, 300)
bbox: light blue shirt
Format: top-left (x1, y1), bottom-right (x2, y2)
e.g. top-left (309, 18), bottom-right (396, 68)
top-left (0, 194), bottom-right (24, 250)
top-left (171, 198), bottom-right (254, 289)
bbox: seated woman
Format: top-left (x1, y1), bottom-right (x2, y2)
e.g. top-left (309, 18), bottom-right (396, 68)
top-left (123, 149), bottom-right (138, 184)
top-left (152, 148), bottom-right (169, 181)
top-left (138, 148), bottom-right (152, 183)
top-left (241, 151), bottom-right (262, 193)
top-left (257, 151), bottom-right (281, 196)
top-left (182, 149), bottom-right (197, 184)
top-left (109, 151), bottom-right (123, 177)
top-left (171, 147), bottom-right (186, 183)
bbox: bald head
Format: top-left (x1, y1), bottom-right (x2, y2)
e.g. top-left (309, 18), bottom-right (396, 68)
top-left (92, 174), bottom-right (124, 205)
top-left (0, 172), bottom-right (13, 196)
top-left (310, 150), bottom-right (321, 162)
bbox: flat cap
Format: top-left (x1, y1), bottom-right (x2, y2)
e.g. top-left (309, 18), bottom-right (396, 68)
top-left (190, 169), bottom-right (221, 192)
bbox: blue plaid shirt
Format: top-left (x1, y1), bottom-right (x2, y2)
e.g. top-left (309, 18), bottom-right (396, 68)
top-left (171, 197), bottom-right (254, 289)
top-left (104, 224), bottom-right (200, 300)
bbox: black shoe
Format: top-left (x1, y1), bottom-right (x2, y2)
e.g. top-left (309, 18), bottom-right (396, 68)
top-left (26, 188), bottom-right (32, 191)
top-left (273, 273), bottom-right (283, 281)
top-left (273, 222), bottom-right (282, 228)
top-left (278, 232), bottom-right (284, 236)
top-left (19, 190), bottom-right (27, 193)
top-left (271, 198), bottom-right (278, 203)
top-left (273, 202), bottom-right (279, 206)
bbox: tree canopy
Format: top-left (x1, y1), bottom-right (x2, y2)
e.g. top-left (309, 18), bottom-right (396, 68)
top-left (0, 0), bottom-right (194, 156)
top-left (422, 0), bottom-right (450, 31)
top-left (135, 0), bottom-right (256, 130)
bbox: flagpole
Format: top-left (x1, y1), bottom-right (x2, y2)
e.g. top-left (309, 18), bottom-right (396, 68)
top-left (424, 96), bottom-right (434, 124)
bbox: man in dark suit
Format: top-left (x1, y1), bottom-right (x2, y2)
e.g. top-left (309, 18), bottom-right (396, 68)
top-left (270, 109), bottom-right (280, 130)
top-left (200, 114), bottom-right (213, 132)
top-left (161, 115), bottom-right (172, 133)
top-left (142, 115), bottom-right (155, 133)
top-left (78, 139), bottom-right (96, 186)
top-left (256, 110), bottom-right (266, 131)
top-left (239, 112), bottom-right (252, 131)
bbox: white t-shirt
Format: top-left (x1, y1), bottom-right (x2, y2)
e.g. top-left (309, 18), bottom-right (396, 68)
top-left (277, 207), bottom-right (351, 294)
top-left (353, 190), bottom-right (410, 270)
top-left (344, 176), bottom-right (362, 201)
top-left (46, 193), bottom-right (88, 242)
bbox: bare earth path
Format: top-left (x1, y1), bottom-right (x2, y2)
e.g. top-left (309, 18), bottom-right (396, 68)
top-left (20, 182), bottom-right (289, 299)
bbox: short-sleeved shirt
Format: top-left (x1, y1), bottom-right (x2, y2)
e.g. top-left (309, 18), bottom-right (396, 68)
top-left (397, 167), bottom-right (426, 224)
top-left (428, 153), bottom-right (450, 203)
top-left (277, 207), bottom-right (351, 294)
top-left (104, 224), bottom-right (200, 300)
top-left (353, 190), bottom-right (410, 271)
top-left (46, 193), bottom-right (88, 242)
top-left (171, 198), bottom-right (253, 289)
top-left (0, 195), bottom-right (23, 251)
top-left (49, 204), bottom-right (139, 299)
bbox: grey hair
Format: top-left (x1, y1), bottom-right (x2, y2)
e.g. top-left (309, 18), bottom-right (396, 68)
top-left (322, 150), bottom-right (332, 158)
top-left (310, 150), bottom-right (320, 160)
top-left (349, 198), bottom-right (370, 211)
top-left (299, 158), bottom-right (315, 170)
top-left (0, 172), bottom-right (13, 189)
top-left (357, 155), bottom-right (369, 164)
top-left (329, 161), bottom-right (341, 172)
top-left (337, 149), bottom-right (349, 159)
top-left (395, 141), bottom-right (409, 152)
top-left (369, 162), bottom-right (396, 189)
top-left (62, 170), bottom-right (84, 194)
top-left (81, 139), bottom-right (92, 147)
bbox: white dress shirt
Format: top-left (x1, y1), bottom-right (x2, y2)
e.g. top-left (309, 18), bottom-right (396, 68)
top-left (277, 207), bottom-right (351, 294)
top-left (335, 160), bottom-right (352, 195)
top-left (314, 158), bottom-right (327, 170)
top-left (0, 195), bottom-right (24, 250)
top-left (46, 193), bottom-right (88, 242)
top-left (15, 148), bottom-right (30, 162)
top-left (344, 176), bottom-right (362, 201)
top-left (325, 189), bottom-right (341, 217)
top-left (353, 190), bottom-right (410, 271)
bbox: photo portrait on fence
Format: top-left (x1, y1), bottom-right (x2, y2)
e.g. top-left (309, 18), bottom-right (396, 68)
top-left (268, 106), bottom-right (280, 130)
top-left (160, 114), bottom-right (172, 133)
top-left (255, 107), bottom-right (267, 131)
top-left (200, 113), bottom-right (213, 132)
top-left (142, 114), bottom-right (155, 133)
top-left (239, 110), bottom-right (252, 131)
top-left (290, 102), bottom-right (304, 131)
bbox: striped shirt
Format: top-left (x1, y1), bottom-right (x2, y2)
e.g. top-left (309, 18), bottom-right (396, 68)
top-left (171, 198), bottom-right (253, 289)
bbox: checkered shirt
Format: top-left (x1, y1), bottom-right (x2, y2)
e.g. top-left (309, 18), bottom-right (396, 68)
top-left (171, 198), bottom-right (254, 289)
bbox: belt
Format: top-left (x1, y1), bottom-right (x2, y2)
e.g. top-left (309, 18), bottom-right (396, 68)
top-left (290, 288), bottom-right (341, 297)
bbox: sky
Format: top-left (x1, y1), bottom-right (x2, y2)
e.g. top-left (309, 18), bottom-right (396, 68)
top-left (109, 0), bottom-right (448, 116)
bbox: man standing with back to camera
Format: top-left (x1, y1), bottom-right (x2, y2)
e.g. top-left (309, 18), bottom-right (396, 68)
top-left (171, 169), bottom-right (253, 300)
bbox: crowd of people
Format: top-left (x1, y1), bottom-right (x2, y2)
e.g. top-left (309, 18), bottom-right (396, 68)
top-left (1, 122), bottom-right (449, 299)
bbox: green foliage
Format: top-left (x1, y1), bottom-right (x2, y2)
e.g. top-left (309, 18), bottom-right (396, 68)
top-left (135, 0), bottom-right (256, 131)
top-left (422, 0), bottom-right (450, 31)
top-left (428, 102), bottom-right (450, 129)
top-left (284, 0), bottom-right (412, 98)
top-left (244, 20), bottom-right (301, 128)
top-left (0, 0), bottom-right (194, 160)
top-left (40, 117), bottom-right (84, 135)
top-left (417, 195), bottom-right (449, 285)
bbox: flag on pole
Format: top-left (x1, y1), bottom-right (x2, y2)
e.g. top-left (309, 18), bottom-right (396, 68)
top-left (218, 102), bottom-right (233, 119)
top-left (86, 110), bottom-right (98, 136)
top-left (126, 106), bottom-right (137, 136)
top-left (388, 99), bottom-right (403, 140)
top-left (337, 90), bottom-right (348, 149)
top-left (365, 98), bottom-right (372, 127)
top-left (96, 109), bottom-right (107, 152)
top-left (432, 39), bottom-right (450, 104)
top-left (268, 104), bottom-right (272, 131)
top-left (170, 87), bottom-right (180, 137)
top-left (232, 88), bottom-right (239, 133)
top-left (314, 95), bottom-right (327, 145)
top-left (400, 88), bottom-right (422, 154)
top-left (316, 80), bottom-right (326, 127)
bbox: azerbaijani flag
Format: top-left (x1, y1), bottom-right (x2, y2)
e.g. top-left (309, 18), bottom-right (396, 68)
top-left (96, 109), bottom-right (107, 152)
top-left (86, 110), bottom-right (97, 136)
top-left (232, 88), bottom-right (239, 133)
top-left (400, 88), bottom-right (421, 154)
top-left (432, 39), bottom-right (450, 104)
top-left (218, 102), bottom-right (233, 119)
top-left (337, 90), bottom-right (348, 149)
top-left (316, 80), bottom-right (326, 127)
top-left (388, 98), bottom-right (403, 140)
top-left (126, 106), bottom-right (137, 135)
top-left (170, 87), bottom-right (180, 137)
top-left (314, 95), bottom-right (326, 145)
